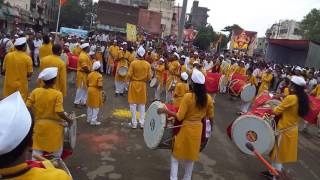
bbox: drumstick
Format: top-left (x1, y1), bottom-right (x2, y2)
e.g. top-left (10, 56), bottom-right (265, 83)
top-left (245, 143), bottom-right (279, 176)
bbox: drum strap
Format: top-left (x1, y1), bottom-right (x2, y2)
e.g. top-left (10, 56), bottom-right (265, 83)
top-left (275, 124), bottom-right (298, 136)
top-left (168, 121), bottom-right (202, 129)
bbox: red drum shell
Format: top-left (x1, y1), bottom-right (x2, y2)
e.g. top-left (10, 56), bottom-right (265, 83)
top-left (229, 80), bottom-right (246, 95)
top-left (231, 73), bottom-right (246, 81)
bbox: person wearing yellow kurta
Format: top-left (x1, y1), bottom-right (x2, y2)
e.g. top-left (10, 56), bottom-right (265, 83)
top-left (310, 84), bottom-right (320, 97)
top-left (72, 43), bottom-right (81, 56)
top-left (39, 35), bottom-right (52, 60)
top-left (115, 56), bottom-right (129, 96)
top-left (74, 43), bottom-right (92, 106)
top-left (166, 53), bottom-right (180, 103)
top-left (236, 61), bottom-right (247, 75)
top-left (258, 68), bottom-right (273, 95)
top-left (240, 68), bottom-right (257, 113)
top-left (0, 92), bottom-right (72, 180)
top-left (107, 40), bottom-right (119, 75)
top-left (127, 46), bottom-right (151, 129)
top-left (173, 72), bottom-right (189, 108)
top-left (158, 68), bottom-right (214, 180)
top-left (261, 76), bottom-right (309, 179)
top-left (155, 58), bottom-right (166, 100)
top-left (27, 67), bottom-right (73, 159)
top-left (39, 44), bottom-right (67, 96)
top-left (87, 61), bottom-right (103, 126)
top-left (2, 37), bottom-right (33, 101)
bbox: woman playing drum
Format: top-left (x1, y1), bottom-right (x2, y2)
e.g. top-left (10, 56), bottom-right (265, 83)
top-left (261, 76), bottom-right (309, 179)
top-left (158, 68), bottom-right (214, 180)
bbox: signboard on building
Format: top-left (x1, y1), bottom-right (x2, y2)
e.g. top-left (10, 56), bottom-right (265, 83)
top-left (126, 23), bottom-right (137, 42)
top-left (60, 27), bottom-right (88, 38)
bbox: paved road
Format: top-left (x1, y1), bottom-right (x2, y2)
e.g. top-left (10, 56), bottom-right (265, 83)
top-left (2, 71), bottom-right (320, 180)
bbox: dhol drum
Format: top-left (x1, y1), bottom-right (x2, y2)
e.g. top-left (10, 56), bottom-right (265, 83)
top-left (251, 92), bottom-right (281, 110)
top-left (228, 79), bottom-right (256, 102)
top-left (231, 109), bottom-right (277, 155)
top-left (205, 72), bottom-right (226, 94)
top-left (303, 96), bottom-right (320, 125)
top-left (118, 66), bottom-right (128, 76)
top-left (231, 73), bottom-right (247, 81)
top-left (150, 77), bottom-right (158, 88)
top-left (144, 101), bottom-right (209, 151)
top-left (64, 112), bottom-right (77, 151)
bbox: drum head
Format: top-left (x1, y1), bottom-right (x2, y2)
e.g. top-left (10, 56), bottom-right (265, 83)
top-left (219, 75), bottom-right (226, 93)
top-left (150, 77), bottom-right (158, 88)
top-left (231, 115), bottom-right (275, 155)
top-left (144, 101), bottom-right (166, 149)
top-left (118, 67), bottom-right (128, 76)
top-left (241, 84), bottom-right (256, 102)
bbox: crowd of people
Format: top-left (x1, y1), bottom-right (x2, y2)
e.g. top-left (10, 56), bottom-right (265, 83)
top-left (0, 29), bottom-right (318, 180)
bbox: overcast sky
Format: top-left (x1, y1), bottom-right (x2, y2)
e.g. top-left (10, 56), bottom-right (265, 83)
top-left (176, 0), bottom-right (320, 37)
top-left (94, 0), bottom-right (320, 37)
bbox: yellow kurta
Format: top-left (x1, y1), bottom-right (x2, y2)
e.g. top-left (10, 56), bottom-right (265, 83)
top-left (3, 51), bottom-right (33, 101)
top-left (127, 59), bottom-right (151, 104)
top-left (237, 67), bottom-right (247, 75)
top-left (156, 64), bottom-right (165, 87)
top-left (39, 55), bottom-right (67, 96)
top-left (166, 60), bottom-right (180, 90)
top-left (39, 43), bottom-right (52, 59)
top-left (258, 72), bottom-right (273, 95)
top-left (87, 71), bottom-right (103, 108)
top-left (174, 93), bottom-right (214, 160)
top-left (247, 75), bottom-right (258, 87)
top-left (0, 162), bottom-right (72, 180)
top-left (115, 58), bottom-right (129, 82)
top-left (76, 51), bottom-right (92, 88)
top-left (72, 46), bottom-right (81, 56)
top-left (270, 95), bottom-right (299, 163)
top-left (26, 88), bottom-right (64, 152)
top-left (311, 85), bottom-right (320, 97)
top-left (173, 82), bottom-right (189, 107)
top-left (108, 45), bottom-right (119, 65)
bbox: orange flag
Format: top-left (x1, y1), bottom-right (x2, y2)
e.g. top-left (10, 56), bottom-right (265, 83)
top-left (60, 0), bottom-right (67, 5)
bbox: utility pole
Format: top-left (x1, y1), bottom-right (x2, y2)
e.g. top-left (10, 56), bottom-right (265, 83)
top-left (177, 0), bottom-right (188, 46)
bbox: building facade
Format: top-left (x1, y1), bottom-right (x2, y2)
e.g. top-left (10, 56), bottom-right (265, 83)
top-left (188, 1), bottom-right (209, 30)
top-left (4, 0), bottom-right (31, 11)
top-left (170, 5), bottom-right (181, 36)
top-left (148, 0), bottom-right (175, 37)
top-left (100, 0), bottom-right (149, 7)
top-left (266, 20), bottom-right (303, 40)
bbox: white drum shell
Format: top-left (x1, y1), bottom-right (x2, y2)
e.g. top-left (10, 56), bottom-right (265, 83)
top-left (64, 119), bottom-right (77, 150)
top-left (118, 66), bottom-right (128, 76)
top-left (241, 84), bottom-right (257, 102)
top-left (231, 115), bottom-right (275, 155)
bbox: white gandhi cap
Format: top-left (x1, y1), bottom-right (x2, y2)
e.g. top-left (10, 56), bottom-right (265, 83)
top-left (80, 43), bottom-right (90, 49)
top-left (0, 92), bottom-right (32, 155)
top-left (191, 68), bottom-right (205, 84)
top-left (92, 61), bottom-right (101, 70)
top-left (38, 67), bottom-right (58, 81)
top-left (291, 75), bottom-right (306, 86)
top-left (14, 37), bottom-right (27, 46)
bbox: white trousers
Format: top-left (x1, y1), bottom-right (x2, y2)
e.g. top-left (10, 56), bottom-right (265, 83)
top-left (240, 101), bottom-right (251, 113)
top-left (68, 71), bottom-right (76, 85)
top-left (33, 51), bottom-right (39, 66)
top-left (74, 88), bottom-right (87, 105)
top-left (155, 83), bottom-right (163, 100)
top-left (31, 147), bottom-right (63, 160)
top-left (115, 80), bottom-right (126, 94)
top-left (170, 155), bottom-right (194, 180)
top-left (129, 104), bottom-right (145, 126)
top-left (87, 107), bottom-right (99, 123)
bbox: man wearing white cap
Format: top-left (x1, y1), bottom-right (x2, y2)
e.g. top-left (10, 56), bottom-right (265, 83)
top-left (74, 43), bottom-right (93, 107)
top-left (27, 67), bottom-right (73, 159)
top-left (0, 92), bottom-right (72, 179)
top-left (127, 46), bottom-right (151, 129)
top-left (166, 52), bottom-right (180, 102)
top-left (154, 58), bottom-right (165, 100)
top-left (39, 44), bottom-right (67, 96)
top-left (107, 40), bottom-right (119, 75)
top-left (39, 35), bottom-right (52, 60)
top-left (158, 68), bottom-right (214, 180)
top-left (172, 72), bottom-right (189, 108)
top-left (2, 37), bottom-right (33, 101)
top-left (33, 33), bottom-right (42, 67)
top-left (261, 75), bottom-right (309, 179)
top-left (87, 61), bottom-right (104, 126)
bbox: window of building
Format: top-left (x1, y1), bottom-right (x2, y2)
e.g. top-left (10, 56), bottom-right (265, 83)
top-left (280, 29), bottom-right (288, 34)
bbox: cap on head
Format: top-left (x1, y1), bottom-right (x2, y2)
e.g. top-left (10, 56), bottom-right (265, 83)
top-left (181, 72), bottom-right (189, 81)
top-left (137, 46), bottom-right (146, 57)
top-left (38, 67), bottom-right (58, 81)
top-left (191, 69), bottom-right (205, 84)
top-left (14, 37), bottom-right (27, 46)
top-left (291, 76), bottom-right (306, 86)
top-left (92, 61), bottom-right (101, 71)
top-left (80, 43), bottom-right (90, 49)
top-left (0, 92), bottom-right (32, 155)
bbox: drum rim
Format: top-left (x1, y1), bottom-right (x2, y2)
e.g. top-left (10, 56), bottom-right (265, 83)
top-left (118, 66), bottom-right (128, 76)
top-left (240, 84), bottom-right (256, 102)
top-left (143, 101), bottom-right (166, 149)
top-left (231, 114), bottom-right (275, 155)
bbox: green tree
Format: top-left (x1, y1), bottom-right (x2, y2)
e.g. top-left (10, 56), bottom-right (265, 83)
top-left (193, 25), bottom-right (217, 50)
top-left (300, 8), bottom-right (320, 42)
top-left (60, 0), bottom-right (86, 28)
top-left (221, 24), bottom-right (243, 41)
